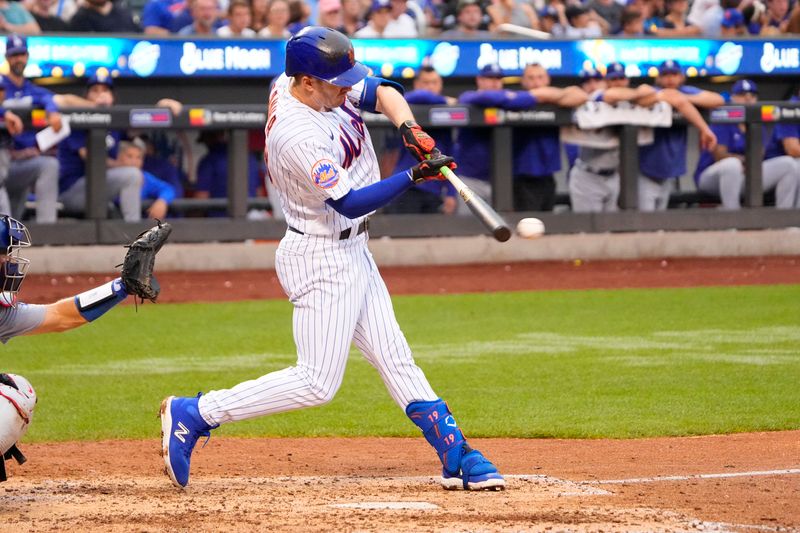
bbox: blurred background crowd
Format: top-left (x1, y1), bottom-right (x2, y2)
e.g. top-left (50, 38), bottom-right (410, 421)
top-left (3, 0), bottom-right (800, 38)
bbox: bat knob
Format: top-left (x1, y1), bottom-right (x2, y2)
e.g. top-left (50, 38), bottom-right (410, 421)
top-left (493, 226), bottom-right (512, 242)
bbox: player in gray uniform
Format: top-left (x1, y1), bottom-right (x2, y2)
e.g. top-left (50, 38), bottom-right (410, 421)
top-left (570, 62), bottom-right (718, 212)
top-left (160, 27), bottom-right (506, 492)
top-left (569, 65), bottom-right (625, 213)
top-left (0, 214), bottom-right (164, 478)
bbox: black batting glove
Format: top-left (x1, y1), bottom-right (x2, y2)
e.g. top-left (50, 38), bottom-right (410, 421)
top-left (400, 120), bottom-right (437, 162)
top-left (409, 151), bottom-right (457, 184)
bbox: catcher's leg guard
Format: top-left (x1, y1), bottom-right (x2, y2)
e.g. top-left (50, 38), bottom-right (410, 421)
top-left (406, 399), bottom-right (505, 491)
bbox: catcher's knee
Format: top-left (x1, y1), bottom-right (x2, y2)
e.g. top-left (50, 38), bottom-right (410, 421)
top-left (0, 373), bottom-right (36, 482)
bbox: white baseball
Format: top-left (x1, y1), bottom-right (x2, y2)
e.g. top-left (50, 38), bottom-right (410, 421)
top-left (516, 217), bottom-right (545, 239)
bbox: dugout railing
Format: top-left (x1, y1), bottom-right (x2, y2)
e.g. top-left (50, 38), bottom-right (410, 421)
top-left (10, 102), bottom-right (800, 245)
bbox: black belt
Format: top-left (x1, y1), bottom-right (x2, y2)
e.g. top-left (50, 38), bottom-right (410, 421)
top-left (288, 219), bottom-right (368, 240)
top-left (577, 162), bottom-right (616, 177)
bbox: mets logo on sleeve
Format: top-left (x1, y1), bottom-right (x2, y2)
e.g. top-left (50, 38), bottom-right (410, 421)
top-left (311, 159), bottom-right (340, 189)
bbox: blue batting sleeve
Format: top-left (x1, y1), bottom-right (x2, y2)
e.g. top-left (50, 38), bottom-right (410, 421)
top-left (360, 76), bottom-right (405, 114)
top-left (325, 169), bottom-right (414, 218)
top-left (74, 278), bottom-right (128, 322)
top-left (141, 171), bottom-right (177, 203)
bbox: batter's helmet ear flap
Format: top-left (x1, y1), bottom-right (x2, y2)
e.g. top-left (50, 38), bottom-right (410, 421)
top-left (285, 26), bottom-right (369, 87)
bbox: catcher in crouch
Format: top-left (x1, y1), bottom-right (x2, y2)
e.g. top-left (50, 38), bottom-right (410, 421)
top-left (0, 215), bottom-right (171, 481)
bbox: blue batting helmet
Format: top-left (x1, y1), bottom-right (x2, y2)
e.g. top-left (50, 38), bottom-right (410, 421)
top-left (285, 26), bottom-right (368, 87)
top-left (0, 215), bottom-right (31, 304)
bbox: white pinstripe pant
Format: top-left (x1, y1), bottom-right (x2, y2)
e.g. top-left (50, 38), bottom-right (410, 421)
top-left (198, 230), bottom-right (438, 425)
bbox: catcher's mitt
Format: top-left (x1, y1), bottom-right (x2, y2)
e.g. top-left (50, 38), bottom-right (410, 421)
top-left (121, 222), bottom-right (172, 302)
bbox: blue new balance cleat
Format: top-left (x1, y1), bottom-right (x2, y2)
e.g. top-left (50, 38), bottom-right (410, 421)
top-left (160, 394), bottom-right (216, 488)
top-left (440, 445), bottom-right (506, 491)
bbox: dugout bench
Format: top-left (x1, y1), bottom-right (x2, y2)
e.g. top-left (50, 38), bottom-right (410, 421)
top-left (8, 102), bottom-right (800, 245)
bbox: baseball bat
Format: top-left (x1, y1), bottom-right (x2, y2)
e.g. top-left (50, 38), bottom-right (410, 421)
top-left (439, 166), bottom-right (512, 243)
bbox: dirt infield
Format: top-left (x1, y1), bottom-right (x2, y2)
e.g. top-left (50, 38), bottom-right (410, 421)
top-left (4, 256), bottom-right (800, 532)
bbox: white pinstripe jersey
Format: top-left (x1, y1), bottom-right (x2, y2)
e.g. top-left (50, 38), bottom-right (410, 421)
top-left (265, 74), bottom-right (380, 236)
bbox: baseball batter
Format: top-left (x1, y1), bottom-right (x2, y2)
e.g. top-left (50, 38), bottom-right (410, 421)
top-left (160, 27), bottom-right (505, 491)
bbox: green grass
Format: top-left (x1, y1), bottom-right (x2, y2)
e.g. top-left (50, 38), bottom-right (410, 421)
top-left (6, 285), bottom-right (800, 442)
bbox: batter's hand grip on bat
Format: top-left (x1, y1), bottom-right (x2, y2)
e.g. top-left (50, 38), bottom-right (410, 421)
top-left (439, 166), bottom-right (512, 243)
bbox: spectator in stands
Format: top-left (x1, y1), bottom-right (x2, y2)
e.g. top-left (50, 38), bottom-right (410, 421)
top-left (26, 0), bottom-right (68, 31)
top-left (537, 5), bottom-right (561, 33)
top-left (387, 0), bottom-right (418, 36)
top-left (686, 0), bottom-right (722, 36)
top-left (649, 0), bottom-right (701, 35)
top-left (619, 7), bottom-right (645, 35)
top-left (318, 0), bottom-right (343, 29)
top-left (177, 0), bottom-right (220, 34)
top-left (338, 0), bottom-right (366, 34)
top-left (258, 0), bottom-right (291, 36)
top-left (0, 0), bottom-right (40, 34)
top-left (486, 0), bottom-right (538, 31)
top-left (195, 130), bottom-right (263, 217)
top-left (117, 139), bottom-right (178, 220)
top-left (381, 67), bottom-right (458, 215)
top-left (720, 7), bottom-right (746, 35)
top-left (2, 35), bottom-right (59, 224)
top-left (764, 0), bottom-right (790, 32)
top-left (251, 0), bottom-right (269, 32)
top-left (57, 74), bottom-right (142, 222)
top-left (638, 60), bottom-right (723, 211)
top-left (695, 80), bottom-right (799, 210)
top-left (788, 1), bottom-right (800, 33)
top-left (141, 0), bottom-right (190, 34)
top-left (286, 0), bottom-right (310, 33)
top-left (589, 0), bottom-right (624, 34)
top-left (217, 0), bottom-right (255, 35)
top-left (439, 0), bottom-right (491, 37)
top-left (68, 0), bottom-right (140, 32)
top-left (558, 4), bottom-right (606, 37)
top-left (355, 0), bottom-right (393, 36)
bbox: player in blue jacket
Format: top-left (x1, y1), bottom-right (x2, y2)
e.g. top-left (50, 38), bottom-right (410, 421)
top-left (1, 35), bottom-right (62, 224)
top-left (765, 91), bottom-right (800, 163)
top-left (638, 60), bottom-right (724, 211)
top-left (694, 80), bottom-right (799, 209)
top-left (455, 63), bottom-right (586, 213)
top-left (514, 63), bottom-right (586, 212)
top-left (381, 66), bottom-right (458, 214)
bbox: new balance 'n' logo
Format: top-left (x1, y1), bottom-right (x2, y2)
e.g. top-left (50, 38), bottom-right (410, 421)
top-left (174, 422), bottom-right (190, 443)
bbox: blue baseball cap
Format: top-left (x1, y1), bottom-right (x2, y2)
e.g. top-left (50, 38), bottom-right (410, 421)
top-left (732, 79), bottom-right (757, 95)
top-left (721, 8), bottom-right (744, 27)
top-left (5, 34), bottom-right (27, 57)
top-left (579, 67), bottom-right (603, 81)
top-left (605, 62), bottom-right (626, 80)
top-left (370, 0), bottom-right (390, 11)
top-left (478, 63), bottom-right (504, 78)
top-left (658, 59), bottom-right (682, 75)
top-left (87, 72), bottom-right (114, 89)
top-left (538, 5), bottom-right (558, 18)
